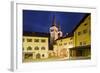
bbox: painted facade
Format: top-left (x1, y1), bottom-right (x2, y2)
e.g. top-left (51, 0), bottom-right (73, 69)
top-left (22, 32), bottom-right (49, 61)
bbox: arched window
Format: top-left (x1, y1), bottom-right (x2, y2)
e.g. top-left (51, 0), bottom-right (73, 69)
top-left (42, 54), bottom-right (45, 57)
top-left (27, 46), bottom-right (32, 50)
top-left (41, 47), bottom-right (45, 50)
top-left (36, 53), bottom-right (41, 59)
top-left (34, 46), bottom-right (39, 50)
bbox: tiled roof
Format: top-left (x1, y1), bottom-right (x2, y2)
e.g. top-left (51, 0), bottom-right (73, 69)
top-left (23, 32), bottom-right (50, 37)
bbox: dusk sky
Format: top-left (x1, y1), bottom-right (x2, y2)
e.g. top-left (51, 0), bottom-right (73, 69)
top-left (23, 10), bottom-right (87, 35)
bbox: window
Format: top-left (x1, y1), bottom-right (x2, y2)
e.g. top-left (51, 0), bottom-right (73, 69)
top-left (34, 46), bottom-right (39, 50)
top-left (69, 42), bottom-right (70, 45)
top-left (58, 33), bottom-right (60, 37)
top-left (59, 44), bottom-right (62, 46)
top-left (24, 53), bottom-right (33, 59)
top-left (27, 39), bottom-right (32, 42)
top-left (78, 31), bottom-right (81, 36)
top-left (41, 39), bottom-right (46, 43)
top-left (50, 29), bottom-right (54, 32)
top-left (80, 42), bottom-right (82, 46)
top-left (41, 47), bottom-right (45, 50)
top-left (89, 29), bottom-right (91, 35)
top-left (27, 46), bottom-right (32, 50)
top-left (42, 54), bottom-right (45, 57)
top-left (23, 38), bottom-right (25, 42)
top-left (64, 43), bottom-right (67, 45)
top-left (60, 39), bottom-right (62, 42)
top-left (83, 29), bottom-right (87, 34)
top-left (83, 41), bottom-right (86, 46)
top-left (70, 37), bottom-right (73, 40)
top-left (84, 23), bottom-right (87, 26)
top-left (34, 39), bottom-right (39, 42)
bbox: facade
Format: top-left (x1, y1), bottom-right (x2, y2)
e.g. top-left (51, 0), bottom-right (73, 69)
top-left (69, 14), bottom-right (91, 59)
top-left (53, 34), bottom-right (74, 59)
top-left (22, 32), bottom-right (49, 62)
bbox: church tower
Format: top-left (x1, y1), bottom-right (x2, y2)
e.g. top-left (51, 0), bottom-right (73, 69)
top-left (50, 16), bottom-right (59, 41)
top-left (49, 15), bottom-right (63, 50)
top-left (49, 15), bottom-right (58, 49)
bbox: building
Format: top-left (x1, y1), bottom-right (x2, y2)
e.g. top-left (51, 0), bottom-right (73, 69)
top-left (69, 14), bottom-right (91, 59)
top-left (22, 32), bottom-right (49, 62)
top-left (53, 34), bottom-right (74, 59)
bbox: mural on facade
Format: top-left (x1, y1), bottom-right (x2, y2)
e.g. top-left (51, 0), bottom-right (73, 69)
top-left (22, 10), bottom-right (91, 62)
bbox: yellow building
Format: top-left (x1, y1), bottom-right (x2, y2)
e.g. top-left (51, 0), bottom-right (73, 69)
top-left (69, 14), bottom-right (91, 59)
top-left (22, 32), bottom-right (49, 62)
top-left (53, 34), bottom-right (74, 59)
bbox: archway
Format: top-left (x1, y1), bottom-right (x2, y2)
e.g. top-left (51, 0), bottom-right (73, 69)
top-left (36, 53), bottom-right (41, 59)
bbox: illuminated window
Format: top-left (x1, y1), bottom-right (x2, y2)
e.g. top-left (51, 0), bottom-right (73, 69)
top-left (27, 46), bottom-right (32, 50)
top-left (41, 47), bottom-right (45, 50)
top-left (34, 46), bottom-right (39, 50)
top-left (27, 39), bottom-right (32, 42)
top-left (41, 39), bottom-right (46, 42)
top-left (34, 39), bottom-right (39, 42)
top-left (78, 32), bottom-right (81, 35)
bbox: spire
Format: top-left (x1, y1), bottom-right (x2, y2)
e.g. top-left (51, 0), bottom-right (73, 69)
top-left (52, 15), bottom-right (56, 26)
top-left (58, 21), bottom-right (61, 31)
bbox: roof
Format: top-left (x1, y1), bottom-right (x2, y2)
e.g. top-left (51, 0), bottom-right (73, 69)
top-left (56, 33), bottom-right (73, 40)
top-left (23, 32), bottom-right (50, 37)
top-left (71, 13), bottom-right (91, 33)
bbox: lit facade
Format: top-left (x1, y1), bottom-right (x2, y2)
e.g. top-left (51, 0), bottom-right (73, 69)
top-left (69, 14), bottom-right (91, 59)
top-left (22, 32), bottom-right (49, 62)
top-left (53, 35), bottom-right (74, 59)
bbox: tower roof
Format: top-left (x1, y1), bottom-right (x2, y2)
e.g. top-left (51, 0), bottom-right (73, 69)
top-left (57, 21), bottom-right (61, 31)
top-left (52, 15), bottom-right (56, 26)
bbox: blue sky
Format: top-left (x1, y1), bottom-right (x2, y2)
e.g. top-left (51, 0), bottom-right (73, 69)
top-left (23, 10), bottom-right (87, 35)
